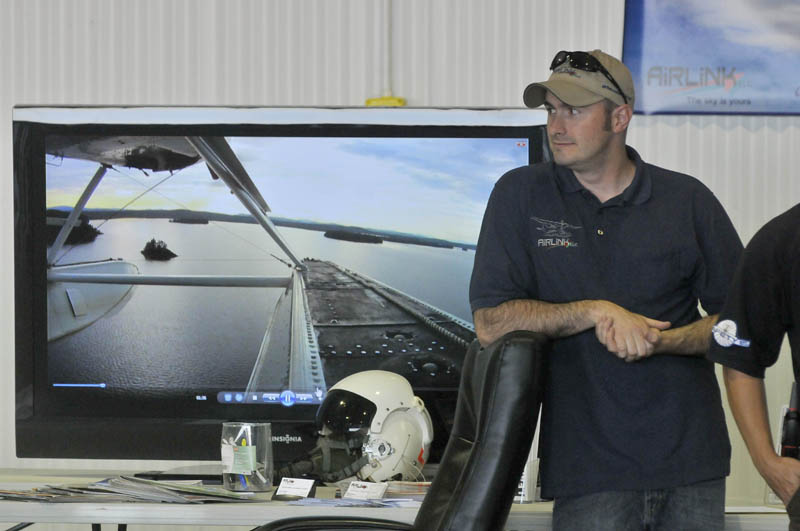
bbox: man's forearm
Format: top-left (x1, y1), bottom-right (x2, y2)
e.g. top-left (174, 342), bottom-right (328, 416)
top-left (473, 299), bottom-right (598, 346)
top-left (653, 314), bottom-right (718, 356)
top-left (723, 367), bottom-right (776, 471)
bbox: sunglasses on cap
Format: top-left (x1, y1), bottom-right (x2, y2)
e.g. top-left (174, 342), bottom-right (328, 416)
top-left (550, 50), bottom-right (628, 104)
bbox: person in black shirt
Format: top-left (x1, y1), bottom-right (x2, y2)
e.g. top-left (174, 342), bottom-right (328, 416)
top-left (470, 49), bottom-right (743, 530)
top-left (708, 203), bottom-right (800, 530)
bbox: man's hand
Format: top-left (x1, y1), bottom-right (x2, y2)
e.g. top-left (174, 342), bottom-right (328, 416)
top-left (761, 454), bottom-right (800, 505)
top-left (593, 302), bottom-right (670, 362)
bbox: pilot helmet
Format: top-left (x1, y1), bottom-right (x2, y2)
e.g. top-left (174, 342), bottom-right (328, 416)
top-left (316, 370), bottom-right (433, 482)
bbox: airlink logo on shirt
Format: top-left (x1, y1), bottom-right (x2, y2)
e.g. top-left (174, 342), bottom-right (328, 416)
top-left (531, 216), bottom-right (581, 249)
top-left (537, 238), bottom-right (578, 248)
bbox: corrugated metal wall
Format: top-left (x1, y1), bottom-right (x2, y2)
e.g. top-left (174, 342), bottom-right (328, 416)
top-left (1, 0), bottom-right (798, 513)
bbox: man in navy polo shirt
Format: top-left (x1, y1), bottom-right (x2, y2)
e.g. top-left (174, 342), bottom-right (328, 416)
top-left (708, 203), bottom-right (800, 531)
top-left (469, 50), bottom-right (743, 530)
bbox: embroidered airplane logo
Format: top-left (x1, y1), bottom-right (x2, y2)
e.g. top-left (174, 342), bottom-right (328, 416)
top-left (531, 217), bottom-right (582, 238)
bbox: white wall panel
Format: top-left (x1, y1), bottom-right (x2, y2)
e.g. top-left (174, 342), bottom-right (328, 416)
top-left (393, 0), bottom-right (625, 107)
top-left (1, 0), bottom-right (798, 512)
top-left (629, 114), bottom-right (800, 243)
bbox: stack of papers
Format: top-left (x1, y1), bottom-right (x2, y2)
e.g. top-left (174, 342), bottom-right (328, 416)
top-left (289, 497), bottom-right (421, 509)
top-left (0, 475), bottom-right (261, 504)
top-left (385, 481), bottom-right (431, 501)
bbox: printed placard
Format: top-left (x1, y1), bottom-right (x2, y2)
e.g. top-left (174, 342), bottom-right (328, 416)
top-left (343, 480), bottom-right (388, 500)
top-left (275, 477), bottom-right (316, 498)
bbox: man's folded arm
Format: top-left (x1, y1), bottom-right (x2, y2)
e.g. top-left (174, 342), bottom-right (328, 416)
top-left (651, 314), bottom-right (718, 356)
top-left (473, 299), bottom-right (670, 354)
top-left (473, 299), bottom-right (598, 346)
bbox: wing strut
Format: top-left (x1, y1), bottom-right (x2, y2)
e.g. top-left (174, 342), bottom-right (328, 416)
top-left (186, 136), bottom-right (306, 271)
top-left (47, 164), bottom-right (108, 265)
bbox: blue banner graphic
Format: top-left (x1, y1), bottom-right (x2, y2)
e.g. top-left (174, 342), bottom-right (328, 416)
top-left (623, 0), bottom-right (800, 115)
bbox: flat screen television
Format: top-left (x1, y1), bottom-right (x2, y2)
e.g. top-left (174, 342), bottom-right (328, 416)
top-left (14, 107), bottom-right (548, 472)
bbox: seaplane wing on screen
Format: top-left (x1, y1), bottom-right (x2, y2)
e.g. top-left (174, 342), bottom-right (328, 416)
top-left (46, 135), bottom-right (474, 404)
top-left (46, 135), bottom-right (202, 173)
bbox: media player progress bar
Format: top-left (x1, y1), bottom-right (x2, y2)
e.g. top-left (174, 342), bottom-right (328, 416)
top-left (53, 383), bottom-right (107, 388)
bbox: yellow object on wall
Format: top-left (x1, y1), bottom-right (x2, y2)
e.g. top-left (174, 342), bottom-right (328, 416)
top-left (365, 96), bottom-right (407, 107)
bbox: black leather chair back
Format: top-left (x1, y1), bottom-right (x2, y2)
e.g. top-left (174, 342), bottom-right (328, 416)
top-left (413, 330), bottom-right (547, 531)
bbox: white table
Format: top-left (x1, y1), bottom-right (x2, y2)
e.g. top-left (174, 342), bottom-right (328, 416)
top-left (0, 470), bottom-right (790, 530)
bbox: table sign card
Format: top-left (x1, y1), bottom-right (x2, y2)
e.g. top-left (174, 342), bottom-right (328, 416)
top-left (272, 477), bottom-right (316, 500)
top-left (343, 481), bottom-right (388, 500)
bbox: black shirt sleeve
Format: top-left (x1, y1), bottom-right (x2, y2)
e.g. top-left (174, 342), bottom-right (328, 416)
top-left (469, 168), bottom-right (538, 313)
top-left (688, 184), bottom-right (744, 316)
top-left (707, 219), bottom-right (788, 378)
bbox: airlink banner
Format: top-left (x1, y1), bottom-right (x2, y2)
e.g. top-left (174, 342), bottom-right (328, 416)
top-left (622, 0), bottom-right (800, 115)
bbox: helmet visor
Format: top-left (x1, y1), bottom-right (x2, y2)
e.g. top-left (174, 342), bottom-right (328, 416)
top-left (316, 389), bottom-right (377, 433)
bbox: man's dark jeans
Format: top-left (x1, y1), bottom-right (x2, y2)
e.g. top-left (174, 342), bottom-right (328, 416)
top-left (552, 478), bottom-right (725, 531)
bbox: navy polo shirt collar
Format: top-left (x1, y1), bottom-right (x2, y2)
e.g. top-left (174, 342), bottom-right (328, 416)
top-left (553, 146), bottom-right (652, 206)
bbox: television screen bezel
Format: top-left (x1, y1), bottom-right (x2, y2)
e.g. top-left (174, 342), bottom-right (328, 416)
top-left (14, 106), bottom-right (549, 464)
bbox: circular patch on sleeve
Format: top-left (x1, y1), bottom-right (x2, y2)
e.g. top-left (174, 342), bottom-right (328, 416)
top-left (712, 319), bottom-right (738, 348)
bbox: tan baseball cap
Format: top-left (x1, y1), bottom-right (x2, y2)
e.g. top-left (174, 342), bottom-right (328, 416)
top-left (523, 50), bottom-right (635, 108)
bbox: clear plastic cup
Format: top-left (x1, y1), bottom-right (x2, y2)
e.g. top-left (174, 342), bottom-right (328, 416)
top-left (221, 421), bottom-right (273, 491)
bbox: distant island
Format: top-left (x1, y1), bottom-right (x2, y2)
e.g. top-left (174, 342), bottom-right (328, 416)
top-left (141, 239), bottom-right (177, 260)
top-left (45, 209), bottom-right (102, 245)
top-left (324, 230), bottom-right (383, 244)
top-left (170, 217), bottom-right (209, 224)
top-left (49, 207), bottom-right (477, 251)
